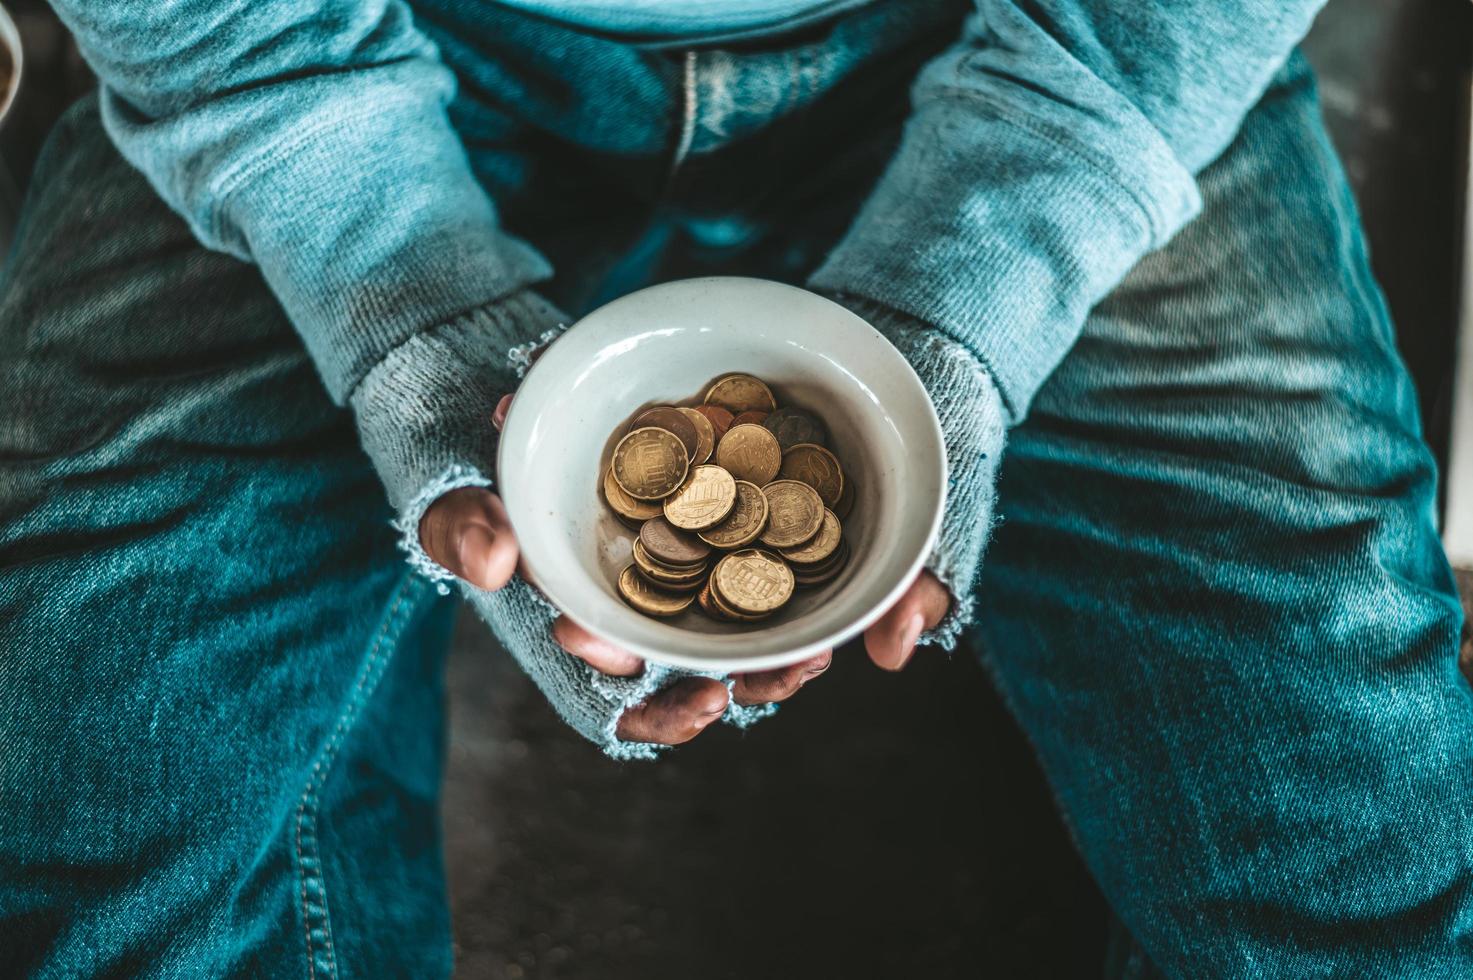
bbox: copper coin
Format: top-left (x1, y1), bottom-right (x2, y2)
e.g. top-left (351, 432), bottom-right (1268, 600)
top-left (677, 407), bottom-right (715, 465)
top-left (731, 410), bottom-right (769, 427)
top-left (779, 508), bottom-right (841, 564)
top-left (758, 480), bottom-right (825, 549)
top-left (698, 480), bottom-right (769, 549)
top-left (630, 406), bottom-right (701, 461)
top-left (639, 516), bottom-right (711, 566)
top-left (762, 408), bottom-right (827, 451)
top-left (693, 404), bottom-right (734, 442)
top-left (779, 442), bottom-right (844, 509)
top-left (603, 464), bottom-right (662, 521)
top-left (612, 427), bottom-right (688, 500)
top-left (663, 464), bottom-right (736, 531)
top-left (696, 579), bottom-right (732, 620)
top-left (713, 549), bottom-right (794, 615)
top-left (618, 565), bottom-right (695, 617)
top-left (704, 374), bottom-right (777, 415)
top-left (632, 539), bottom-right (708, 582)
top-left (714, 423), bottom-right (781, 486)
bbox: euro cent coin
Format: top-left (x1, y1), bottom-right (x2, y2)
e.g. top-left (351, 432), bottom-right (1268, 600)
top-left (612, 427), bottom-right (689, 499)
top-left (714, 549), bottom-right (794, 615)
top-left (663, 464), bottom-right (737, 531)
top-left (698, 479), bottom-right (769, 549)
top-left (618, 564), bottom-right (695, 617)
top-left (762, 407), bottom-right (826, 451)
top-left (714, 423), bottom-right (782, 486)
top-left (779, 442), bottom-right (844, 509)
top-left (704, 374), bottom-right (777, 415)
top-left (630, 406), bottom-right (700, 462)
top-left (758, 479), bottom-right (824, 548)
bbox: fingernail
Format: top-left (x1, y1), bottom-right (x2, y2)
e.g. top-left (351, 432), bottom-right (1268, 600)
top-left (458, 523), bottom-right (495, 583)
top-left (491, 395), bottom-right (512, 430)
top-left (899, 613), bottom-right (925, 667)
top-left (799, 658), bottom-right (832, 685)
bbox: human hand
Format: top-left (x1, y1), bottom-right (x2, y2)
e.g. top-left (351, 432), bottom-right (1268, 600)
top-left (416, 394), bottom-right (832, 748)
top-left (862, 570), bottom-right (953, 671)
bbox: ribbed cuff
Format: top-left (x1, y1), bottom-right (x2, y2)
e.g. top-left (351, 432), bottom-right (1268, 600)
top-left (823, 294), bottom-right (1007, 650)
top-left (350, 289), bottom-right (568, 588)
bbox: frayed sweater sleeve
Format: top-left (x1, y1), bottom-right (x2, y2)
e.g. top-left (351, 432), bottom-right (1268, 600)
top-left (52, 0), bottom-right (553, 404)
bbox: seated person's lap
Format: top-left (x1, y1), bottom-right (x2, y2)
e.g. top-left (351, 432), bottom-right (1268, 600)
top-left (977, 54), bottom-right (1471, 975)
top-left (0, 96), bottom-right (456, 975)
top-left (2, 45), bottom-right (1468, 979)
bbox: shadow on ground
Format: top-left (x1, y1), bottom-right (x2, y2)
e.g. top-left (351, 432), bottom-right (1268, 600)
top-left (443, 620), bottom-right (1106, 979)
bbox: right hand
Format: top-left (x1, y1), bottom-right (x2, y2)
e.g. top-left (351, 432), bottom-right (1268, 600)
top-left (417, 394), bottom-right (832, 747)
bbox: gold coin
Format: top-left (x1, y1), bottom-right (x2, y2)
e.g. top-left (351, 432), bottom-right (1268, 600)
top-left (706, 562), bottom-right (772, 621)
top-left (731, 410), bottom-right (769, 428)
top-left (618, 564), bottom-right (695, 617)
top-left (708, 574), bottom-right (770, 621)
top-left (677, 407), bottom-right (715, 464)
top-left (834, 473), bottom-right (856, 521)
top-left (779, 443), bottom-right (844, 509)
top-left (704, 374), bottom-right (777, 415)
top-left (758, 480), bottom-right (824, 548)
top-left (779, 508), bottom-right (841, 564)
top-left (612, 427), bottom-right (688, 499)
top-left (639, 515), bottom-right (712, 566)
top-left (630, 406), bottom-right (700, 462)
top-left (663, 464), bottom-right (736, 530)
top-left (713, 549), bottom-right (794, 615)
top-left (698, 480), bottom-right (769, 549)
top-left (693, 404), bottom-right (734, 442)
top-left (714, 423), bottom-right (781, 486)
top-left (603, 465), bottom-right (661, 521)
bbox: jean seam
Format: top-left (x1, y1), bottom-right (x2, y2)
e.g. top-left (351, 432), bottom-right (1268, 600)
top-left (293, 571), bottom-right (424, 980)
top-left (669, 50), bottom-right (698, 177)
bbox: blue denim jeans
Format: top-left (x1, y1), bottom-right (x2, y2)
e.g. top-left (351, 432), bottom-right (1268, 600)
top-left (2, 3), bottom-right (1468, 976)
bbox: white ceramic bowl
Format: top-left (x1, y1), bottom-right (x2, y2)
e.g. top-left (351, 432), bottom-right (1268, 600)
top-left (498, 277), bottom-right (946, 673)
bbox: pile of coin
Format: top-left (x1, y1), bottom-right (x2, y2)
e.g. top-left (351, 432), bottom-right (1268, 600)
top-left (602, 373), bottom-right (854, 622)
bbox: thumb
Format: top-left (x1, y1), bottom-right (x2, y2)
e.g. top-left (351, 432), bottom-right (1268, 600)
top-left (419, 486), bottom-right (520, 591)
top-left (863, 571), bottom-right (952, 671)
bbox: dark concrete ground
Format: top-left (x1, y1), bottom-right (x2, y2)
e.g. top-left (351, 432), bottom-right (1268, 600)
top-left (440, 5), bottom-right (1473, 979)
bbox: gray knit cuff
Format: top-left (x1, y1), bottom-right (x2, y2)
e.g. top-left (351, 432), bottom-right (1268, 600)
top-left (350, 289), bottom-right (569, 590)
top-left (464, 577), bottom-right (775, 759)
top-left (823, 294), bottom-right (1008, 651)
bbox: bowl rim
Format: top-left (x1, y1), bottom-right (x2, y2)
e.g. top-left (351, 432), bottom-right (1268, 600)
top-left (498, 276), bottom-right (948, 673)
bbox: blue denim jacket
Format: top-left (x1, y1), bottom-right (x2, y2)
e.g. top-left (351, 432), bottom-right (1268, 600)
top-left (46, 0), bottom-right (1327, 752)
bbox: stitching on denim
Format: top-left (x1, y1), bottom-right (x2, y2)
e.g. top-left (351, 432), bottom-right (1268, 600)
top-left (670, 51), bottom-right (698, 176)
top-left (294, 573), bottom-right (422, 980)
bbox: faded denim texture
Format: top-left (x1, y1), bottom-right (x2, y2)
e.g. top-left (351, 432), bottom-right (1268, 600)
top-left (2, 0), bottom-right (1470, 976)
top-left (34, 0), bottom-right (1359, 748)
